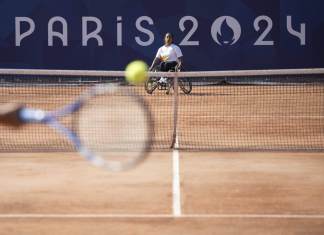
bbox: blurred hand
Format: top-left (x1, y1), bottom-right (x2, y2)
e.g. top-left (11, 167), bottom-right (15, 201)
top-left (0, 103), bottom-right (24, 127)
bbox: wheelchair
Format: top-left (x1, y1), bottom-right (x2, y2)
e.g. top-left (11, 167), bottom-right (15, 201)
top-left (144, 67), bottom-right (192, 95)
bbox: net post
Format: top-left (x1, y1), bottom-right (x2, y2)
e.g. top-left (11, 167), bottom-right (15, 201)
top-left (171, 72), bottom-right (179, 149)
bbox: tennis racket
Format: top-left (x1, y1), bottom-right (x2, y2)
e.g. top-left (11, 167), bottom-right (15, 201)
top-left (0, 84), bottom-right (153, 171)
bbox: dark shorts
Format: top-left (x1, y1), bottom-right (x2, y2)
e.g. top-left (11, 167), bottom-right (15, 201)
top-left (156, 61), bottom-right (178, 72)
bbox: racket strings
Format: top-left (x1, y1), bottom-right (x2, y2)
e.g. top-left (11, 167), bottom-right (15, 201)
top-left (76, 88), bottom-right (151, 168)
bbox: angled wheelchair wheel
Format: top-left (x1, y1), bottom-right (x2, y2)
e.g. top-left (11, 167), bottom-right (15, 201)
top-left (165, 80), bottom-right (172, 95)
top-left (145, 77), bottom-right (159, 95)
top-left (179, 78), bottom-right (192, 94)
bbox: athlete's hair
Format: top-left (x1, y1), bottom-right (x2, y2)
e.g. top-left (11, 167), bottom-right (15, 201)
top-left (165, 32), bottom-right (174, 40)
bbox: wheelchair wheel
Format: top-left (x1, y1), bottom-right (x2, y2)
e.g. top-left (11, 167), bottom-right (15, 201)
top-left (165, 80), bottom-right (172, 95)
top-left (145, 77), bottom-right (159, 94)
top-left (179, 78), bottom-right (192, 94)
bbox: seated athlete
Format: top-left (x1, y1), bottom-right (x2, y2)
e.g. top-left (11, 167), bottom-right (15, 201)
top-left (149, 33), bottom-right (183, 83)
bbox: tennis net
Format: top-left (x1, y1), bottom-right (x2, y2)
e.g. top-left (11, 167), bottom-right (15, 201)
top-left (0, 68), bottom-right (323, 152)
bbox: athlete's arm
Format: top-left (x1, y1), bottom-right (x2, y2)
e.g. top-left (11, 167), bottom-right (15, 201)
top-left (149, 47), bottom-right (162, 71)
top-left (176, 56), bottom-right (183, 71)
top-left (174, 45), bottom-right (184, 71)
top-left (149, 57), bottom-right (161, 71)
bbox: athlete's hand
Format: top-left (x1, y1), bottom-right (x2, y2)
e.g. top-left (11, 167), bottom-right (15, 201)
top-left (0, 103), bottom-right (24, 127)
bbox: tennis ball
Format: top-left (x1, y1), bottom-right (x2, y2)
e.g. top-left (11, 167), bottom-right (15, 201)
top-left (125, 60), bottom-right (148, 85)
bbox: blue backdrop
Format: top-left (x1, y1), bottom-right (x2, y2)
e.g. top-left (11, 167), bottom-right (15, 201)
top-left (0, 0), bottom-right (323, 70)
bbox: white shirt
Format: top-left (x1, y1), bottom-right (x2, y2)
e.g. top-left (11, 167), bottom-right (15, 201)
top-left (155, 44), bottom-right (183, 62)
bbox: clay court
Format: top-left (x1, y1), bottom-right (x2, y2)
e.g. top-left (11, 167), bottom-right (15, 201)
top-left (0, 152), bottom-right (324, 234)
top-left (0, 82), bottom-right (324, 234)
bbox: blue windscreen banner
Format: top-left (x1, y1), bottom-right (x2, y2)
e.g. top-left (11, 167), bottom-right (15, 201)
top-left (0, 0), bottom-right (323, 71)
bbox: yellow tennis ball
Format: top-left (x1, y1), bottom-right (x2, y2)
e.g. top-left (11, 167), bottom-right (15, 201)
top-left (125, 60), bottom-right (148, 85)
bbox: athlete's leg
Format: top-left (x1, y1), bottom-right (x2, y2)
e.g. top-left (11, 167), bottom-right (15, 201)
top-left (165, 61), bottom-right (178, 71)
top-left (157, 62), bottom-right (169, 83)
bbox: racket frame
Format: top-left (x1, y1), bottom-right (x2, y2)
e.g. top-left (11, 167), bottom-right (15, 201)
top-left (17, 84), bottom-right (153, 171)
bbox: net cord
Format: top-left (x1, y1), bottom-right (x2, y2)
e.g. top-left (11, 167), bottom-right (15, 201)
top-left (0, 68), bottom-right (324, 78)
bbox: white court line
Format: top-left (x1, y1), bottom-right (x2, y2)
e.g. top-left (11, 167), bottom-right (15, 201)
top-left (0, 214), bottom-right (324, 219)
top-left (181, 115), bottom-right (324, 119)
top-left (172, 136), bottom-right (181, 217)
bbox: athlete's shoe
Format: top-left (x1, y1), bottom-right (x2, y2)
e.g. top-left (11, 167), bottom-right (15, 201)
top-left (158, 77), bottom-right (168, 84)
